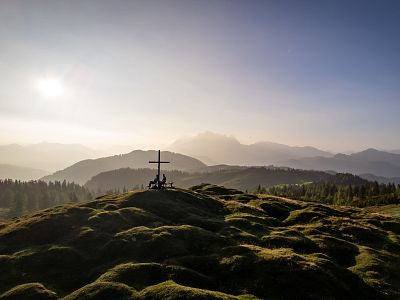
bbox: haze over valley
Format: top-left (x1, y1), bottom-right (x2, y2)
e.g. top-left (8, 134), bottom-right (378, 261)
top-left (2, 132), bottom-right (400, 186)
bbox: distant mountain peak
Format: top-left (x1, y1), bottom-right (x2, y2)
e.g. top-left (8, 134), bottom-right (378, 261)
top-left (0, 143), bottom-right (108, 173)
top-left (334, 153), bottom-right (349, 159)
top-left (169, 132), bottom-right (332, 166)
top-left (357, 148), bottom-right (380, 154)
top-left (281, 149), bottom-right (400, 178)
top-left (173, 132), bottom-right (241, 145)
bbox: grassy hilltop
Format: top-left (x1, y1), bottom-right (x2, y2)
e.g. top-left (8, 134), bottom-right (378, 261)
top-left (0, 185), bottom-right (399, 299)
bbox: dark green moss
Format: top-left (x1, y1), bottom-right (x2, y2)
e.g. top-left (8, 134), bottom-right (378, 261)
top-left (62, 282), bottom-right (136, 300)
top-left (97, 262), bottom-right (212, 291)
top-left (0, 283), bottom-right (57, 300)
top-left (0, 188), bottom-right (398, 299)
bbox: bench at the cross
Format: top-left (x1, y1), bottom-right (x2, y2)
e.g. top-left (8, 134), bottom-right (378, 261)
top-left (161, 182), bottom-right (174, 188)
top-left (149, 182), bottom-right (173, 189)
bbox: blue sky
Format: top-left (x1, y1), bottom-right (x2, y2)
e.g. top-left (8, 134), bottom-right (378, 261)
top-left (0, 0), bottom-right (399, 151)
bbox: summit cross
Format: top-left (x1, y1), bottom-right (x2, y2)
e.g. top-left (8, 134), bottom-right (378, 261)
top-left (149, 150), bottom-right (170, 189)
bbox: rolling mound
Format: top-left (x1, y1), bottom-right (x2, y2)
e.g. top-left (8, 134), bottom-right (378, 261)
top-left (0, 186), bottom-right (399, 299)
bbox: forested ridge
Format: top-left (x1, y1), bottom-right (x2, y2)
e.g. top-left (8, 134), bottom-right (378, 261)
top-left (85, 167), bottom-right (331, 193)
top-left (266, 173), bottom-right (400, 207)
top-left (0, 179), bottom-right (92, 219)
top-left (1, 172), bottom-right (400, 221)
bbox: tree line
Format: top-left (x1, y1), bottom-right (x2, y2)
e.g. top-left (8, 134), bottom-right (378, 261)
top-left (262, 174), bottom-right (400, 207)
top-left (0, 179), bottom-right (92, 219)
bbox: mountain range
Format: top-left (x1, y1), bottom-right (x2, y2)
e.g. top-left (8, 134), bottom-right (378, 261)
top-left (2, 133), bottom-right (400, 184)
top-left (170, 133), bottom-right (400, 180)
top-left (359, 173), bottom-right (400, 185)
top-left (281, 149), bottom-right (400, 178)
top-left (0, 164), bottom-right (49, 181)
top-left (0, 142), bottom-right (106, 172)
top-left (389, 149), bottom-right (400, 154)
top-left (352, 148), bottom-right (400, 165)
top-left (168, 132), bottom-right (332, 165)
top-left (41, 150), bottom-right (206, 184)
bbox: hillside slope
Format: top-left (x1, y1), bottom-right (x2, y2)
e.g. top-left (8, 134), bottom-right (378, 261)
top-left (351, 149), bottom-right (400, 166)
top-left (281, 153), bottom-right (400, 178)
top-left (84, 167), bottom-right (331, 192)
top-left (0, 187), bottom-right (399, 299)
top-left (360, 173), bottom-right (400, 185)
top-left (41, 150), bottom-right (206, 184)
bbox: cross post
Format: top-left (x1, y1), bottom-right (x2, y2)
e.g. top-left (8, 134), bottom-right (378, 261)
top-left (149, 150), bottom-right (170, 189)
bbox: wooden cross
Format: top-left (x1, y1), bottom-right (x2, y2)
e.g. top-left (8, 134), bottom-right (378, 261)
top-left (149, 150), bottom-right (170, 189)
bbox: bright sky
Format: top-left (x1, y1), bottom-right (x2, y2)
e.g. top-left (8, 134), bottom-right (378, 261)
top-left (0, 0), bottom-right (399, 152)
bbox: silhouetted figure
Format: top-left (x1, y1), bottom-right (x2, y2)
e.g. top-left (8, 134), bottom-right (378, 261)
top-left (148, 174), bottom-right (159, 189)
top-left (160, 174), bottom-right (167, 188)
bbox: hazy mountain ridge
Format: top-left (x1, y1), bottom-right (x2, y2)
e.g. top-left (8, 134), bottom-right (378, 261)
top-left (360, 173), bottom-right (400, 185)
top-left (0, 142), bottom-right (107, 172)
top-left (281, 151), bottom-right (400, 178)
top-left (0, 164), bottom-right (49, 181)
top-left (168, 132), bottom-right (400, 178)
top-left (389, 149), bottom-right (400, 155)
top-left (3, 135), bottom-right (400, 184)
top-left (351, 149), bottom-right (400, 166)
top-left (41, 150), bottom-right (206, 185)
top-left (168, 132), bottom-right (332, 165)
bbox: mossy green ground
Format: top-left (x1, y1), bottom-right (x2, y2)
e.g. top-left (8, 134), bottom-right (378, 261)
top-left (0, 185), bottom-right (399, 299)
top-left (365, 204), bottom-right (400, 219)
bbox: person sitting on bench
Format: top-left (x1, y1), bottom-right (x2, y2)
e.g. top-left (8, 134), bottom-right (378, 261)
top-left (148, 174), bottom-right (159, 189)
top-left (160, 174), bottom-right (167, 188)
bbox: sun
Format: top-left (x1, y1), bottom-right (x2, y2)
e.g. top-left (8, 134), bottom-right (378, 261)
top-left (37, 77), bottom-right (65, 97)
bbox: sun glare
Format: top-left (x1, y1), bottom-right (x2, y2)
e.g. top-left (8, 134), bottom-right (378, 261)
top-left (37, 77), bottom-right (65, 97)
